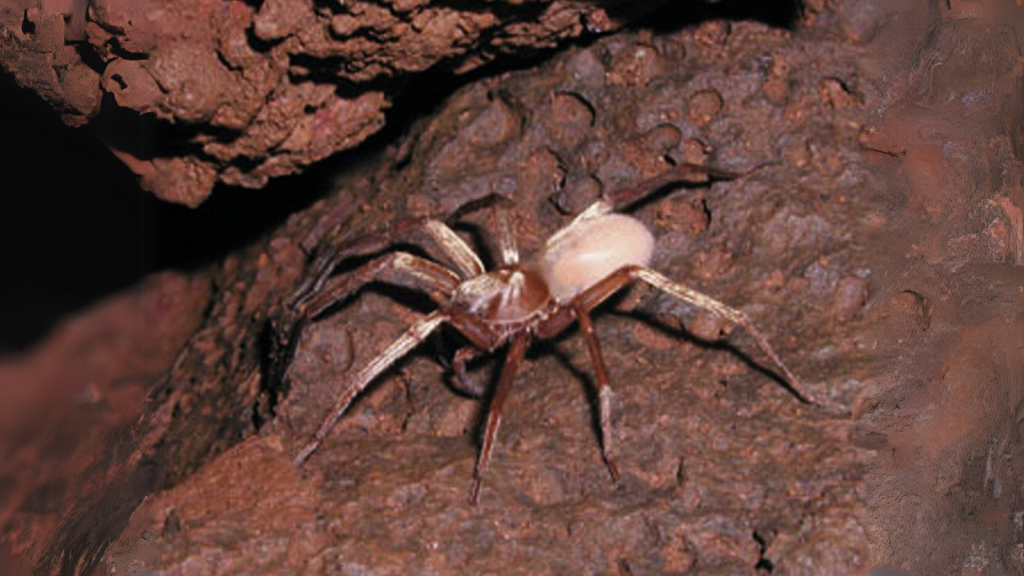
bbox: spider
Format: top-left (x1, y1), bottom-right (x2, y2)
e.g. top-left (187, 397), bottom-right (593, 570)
top-left (288, 163), bottom-right (828, 504)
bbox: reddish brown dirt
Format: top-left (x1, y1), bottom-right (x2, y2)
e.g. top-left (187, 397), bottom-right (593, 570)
top-left (858, 0), bottom-right (1024, 574)
top-left (1, 4), bottom-right (880, 576)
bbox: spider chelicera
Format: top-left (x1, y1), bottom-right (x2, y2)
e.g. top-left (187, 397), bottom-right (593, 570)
top-left (289, 163), bottom-right (827, 504)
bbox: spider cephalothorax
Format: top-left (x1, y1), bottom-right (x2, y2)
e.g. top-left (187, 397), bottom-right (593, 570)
top-left (289, 163), bottom-right (828, 504)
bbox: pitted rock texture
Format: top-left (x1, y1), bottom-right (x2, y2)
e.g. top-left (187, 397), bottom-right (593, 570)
top-left (3, 5), bottom-right (875, 575)
top-left (98, 18), bottom-right (868, 576)
top-left (1, 0), bottom-right (675, 206)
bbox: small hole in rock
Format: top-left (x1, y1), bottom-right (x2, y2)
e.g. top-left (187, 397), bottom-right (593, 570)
top-left (21, 10), bottom-right (34, 34)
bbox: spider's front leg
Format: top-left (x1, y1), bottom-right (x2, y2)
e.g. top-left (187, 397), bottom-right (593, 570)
top-left (297, 251), bottom-right (461, 319)
top-left (293, 311), bottom-right (451, 467)
top-left (280, 252), bottom-right (460, 422)
top-left (469, 333), bottom-right (530, 505)
top-left (292, 216), bottom-right (484, 309)
top-left (446, 193), bottom-right (521, 267)
top-left (290, 250), bottom-right (464, 466)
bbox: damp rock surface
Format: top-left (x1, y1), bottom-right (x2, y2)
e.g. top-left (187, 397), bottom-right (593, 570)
top-left (2, 6), bottom-right (873, 576)
top-left (857, 0), bottom-right (1024, 573)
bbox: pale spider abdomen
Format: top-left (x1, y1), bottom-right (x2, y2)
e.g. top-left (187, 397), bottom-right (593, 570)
top-left (535, 213), bottom-right (655, 303)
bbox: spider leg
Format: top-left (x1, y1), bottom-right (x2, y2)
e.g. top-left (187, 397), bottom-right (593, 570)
top-left (603, 163), bottom-right (743, 212)
top-left (445, 193), bottom-right (521, 267)
top-left (554, 163), bottom-right (743, 236)
top-left (298, 251), bottom-right (461, 319)
top-left (292, 217), bottom-right (484, 309)
top-left (492, 199), bottom-right (520, 266)
top-left (451, 346), bottom-right (488, 398)
top-left (630, 267), bottom-right (827, 404)
top-left (573, 306), bottom-right (621, 484)
top-left (470, 333), bottom-right (530, 505)
top-left (293, 311), bottom-right (450, 467)
top-left (571, 265), bottom-right (832, 408)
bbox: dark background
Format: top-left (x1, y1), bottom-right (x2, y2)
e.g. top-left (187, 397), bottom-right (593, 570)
top-left (0, 74), bottom-right (321, 352)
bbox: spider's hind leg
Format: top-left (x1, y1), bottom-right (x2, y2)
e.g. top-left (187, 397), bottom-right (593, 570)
top-left (569, 265), bottom-right (838, 410)
top-left (602, 163), bottom-right (742, 212)
top-left (631, 267), bottom-right (837, 408)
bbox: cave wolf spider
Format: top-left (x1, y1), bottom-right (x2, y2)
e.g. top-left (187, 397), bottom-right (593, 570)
top-left (289, 163), bottom-right (829, 504)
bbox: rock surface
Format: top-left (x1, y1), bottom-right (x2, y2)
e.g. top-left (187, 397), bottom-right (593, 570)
top-left (138, 15), bottom-right (869, 576)
top-left (858, 0), bottom-right (1024, 573)
top-left (1, 0), bottom-right (677, 205)
top-left (1, 3), bottom-right (880, 575)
